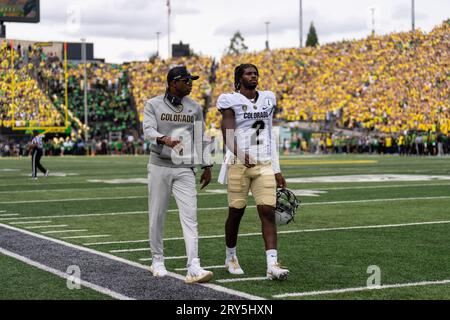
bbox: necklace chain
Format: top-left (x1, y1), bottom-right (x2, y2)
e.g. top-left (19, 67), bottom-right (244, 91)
top-left (238, 91), bottom-right (257, 103)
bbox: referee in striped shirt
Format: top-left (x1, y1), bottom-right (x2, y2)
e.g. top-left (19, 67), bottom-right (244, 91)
top-left (30, 130), bottom-right (49, 180)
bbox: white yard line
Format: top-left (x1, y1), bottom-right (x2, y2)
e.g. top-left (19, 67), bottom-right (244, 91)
top-left (0, 223), bottom-right (264, 301)
top-left (0, 214), bottom-right (20, 217)
top-left (41, 230), bottom-right (88, 235)
top-left (0, 186), bottom-right (145, 194)
top-left (85, 239), bottom-right (149, 246)
top-left (163, 220), bottom-right (450, 242)
top-left (0, 196), bottom-right (146, 205)
top-left (0, 181), bottom-right (446, 196)
top-left (315, 182), bottom-right (450, 191)
top-left (2, 181), bottom-right (446, 198)
top-left (61, 235), bottom-right (111, 240)
top-left (85, 220), bottom-right (450, 246)
top-left (175, 265), bottom-right (225, 272)
top-left (302, 196), bottom-right (450, 206)
top-left (0, 181), bottom-right (81, 187)
top-left (26, 225), bottom-right (68, 230)
top-left (2, 195), bottom-right (450, 218)
top-left (2, 194), bottom-right (450, 224)
top-left (0, 212), bottom-right (147, 222)
top-left (273, 280), bottom-right (450, 298)
top-left (3, 181), bottom-right (444, 195)
top-left (0, 247), bottom-right (133, 300)
top-left (217, 277), bottom-right (269, 283)
top-left (139, 256), bottom-right (187, 262)
top-left (110, 248), bottom-right (149, 253)
top-left (10, 221), bottom-right (52, 225)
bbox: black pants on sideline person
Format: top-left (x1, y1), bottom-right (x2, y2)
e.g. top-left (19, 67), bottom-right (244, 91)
top-left (32, 149), bottom-right (47, 178)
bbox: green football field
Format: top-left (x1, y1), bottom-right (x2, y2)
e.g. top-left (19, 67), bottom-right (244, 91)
top-left (1, 155), bottom-right (450, 300)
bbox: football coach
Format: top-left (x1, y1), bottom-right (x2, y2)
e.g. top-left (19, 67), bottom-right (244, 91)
top-left (143, 66), bottom-right (214, 284)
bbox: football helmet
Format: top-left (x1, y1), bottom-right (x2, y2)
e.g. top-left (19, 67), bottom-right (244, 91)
top-left (275, 189), bottom-right (300, 226)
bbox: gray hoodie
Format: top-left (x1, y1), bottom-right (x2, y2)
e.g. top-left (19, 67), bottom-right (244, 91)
top-left (143, 94), bottom-right (211, 169)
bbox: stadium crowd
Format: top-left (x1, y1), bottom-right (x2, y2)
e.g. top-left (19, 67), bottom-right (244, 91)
top-left (282, 131), bottom-right (450, 156)
top-left (1, 21), bottom-right (449, 157)
top-left (36, 51), bottom-right (137, 138)
top-left (0, 42), bottom-right (64, 129)
top-left (125, 55), bottom-right (215, 122)
top-left (207, 21), bottom-right (449, 136)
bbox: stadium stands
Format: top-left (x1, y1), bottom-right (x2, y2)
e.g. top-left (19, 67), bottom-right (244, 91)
top-left (1, 20), bottom-right (449, 156)
top-left (125, 55), bottom-right (214, 122)
top-left (0, 42), bottom-right (64, 129)
top-left (207, 21), bottom-right (449, 136)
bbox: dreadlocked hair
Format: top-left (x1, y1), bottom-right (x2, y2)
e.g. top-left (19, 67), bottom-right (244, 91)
top-left (234, 64), bottom-right (259, 91)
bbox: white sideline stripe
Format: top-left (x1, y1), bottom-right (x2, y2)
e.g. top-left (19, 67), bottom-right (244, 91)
top-left (11, 221), bottom-right (52, 225)
top-left (139, 256), bottom-right (187, 262)
top-left (3, 181), bottom-right (428, 195)
top-left (26, 225), bottom-right (68, 230)
top-left (0, 247), bottom-right (133, 300)
top-left (0, 212), bottom-right (147, 222)
top-left (85, 220), bottom-right (450, 246)
top-left (0, 182), bottom-right (87, 187)
top-left (1, 181), bottom-right (449, 196)
top-left (0, 214), bottom-right (20, 217)
top-left (0, 194), bottom-right (220, 205)
top-left (0, 223), bottom-right (264, 301)
top-left (41, 230), bottom-right (88, 235)
top-left (315, 182), bottom-right (450, 191)
top-left (217, 277), bottom-right (269, 283)
top-left (3, 195), bottom-right (450, 223)
top-left (273, 280), bottom-right (450, 298)
top-left (0, 210), bottom-right (5, 213)
top-left (111, 248), bottom-right (149, 253)
top-left (302, 196), bottom-right (450, 206)
top-left (175, 265), bottom-right (225, 272)
top-left (0, 186), bottom-right (145, 194)
top-left (86, 239), bottom-right (149, 246)
top-left (162, 220), bottom-right (450, 242)
top-left (0, 196), bottom-right (145, 205)
top-left (9, 191), bottom-right (450, 205)
top-left (61, 235), bottom-right (111, 240)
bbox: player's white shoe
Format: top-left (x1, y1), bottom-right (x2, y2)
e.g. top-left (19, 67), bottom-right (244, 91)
top-left (45, 170), bottom-right (50, 177)
top-left (185, 258), bottom-right (213, 284)
top-left (267, 263), bottom-right (289, 280)
top-left (225, 256), bottom-right (244, 275)
top-left (149, 261), bottom-right (168, 278)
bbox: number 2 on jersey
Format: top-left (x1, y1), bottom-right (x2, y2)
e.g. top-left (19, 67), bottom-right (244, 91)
top-left (252, 121), bottom-right (266, 146)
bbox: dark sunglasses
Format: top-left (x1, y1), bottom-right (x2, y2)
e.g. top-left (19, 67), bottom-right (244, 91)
top-left (177, 78), bottom-right (193, 84)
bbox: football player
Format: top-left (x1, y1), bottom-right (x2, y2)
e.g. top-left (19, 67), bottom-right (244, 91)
top-left (217, 64), bottom-right (289, 280)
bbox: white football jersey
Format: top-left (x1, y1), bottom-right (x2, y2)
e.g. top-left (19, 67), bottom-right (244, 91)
top-left (217, 91), bottom-right (276, 162)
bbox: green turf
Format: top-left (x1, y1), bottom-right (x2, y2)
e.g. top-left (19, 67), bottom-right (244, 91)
top-left (0, 253), bottom-right (112, 300)
top-left (1, 155), bottom-right (450, 300)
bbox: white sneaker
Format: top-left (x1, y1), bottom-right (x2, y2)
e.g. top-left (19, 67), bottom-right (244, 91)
top-left (149, 261), bottom-right (168, 278)
top-left (45, 170), bottom-right (50, 177)
top-left (185, 258), bottom-right (213, 284)
top-left (225, 256), bottom-right (244, 275)
top-left (267, 263), bottom-right (289, 280)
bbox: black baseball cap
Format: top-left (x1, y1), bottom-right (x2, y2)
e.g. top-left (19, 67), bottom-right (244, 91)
top-left (167, 66), bottom-right (200, 84)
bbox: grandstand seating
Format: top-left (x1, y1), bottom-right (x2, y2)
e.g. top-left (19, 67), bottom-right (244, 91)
top-left (125, 55), bottom-right (214, 122)
top-left (0, 42), bottom-right (64, 129)
top-left (207, 21), bottom-right (449, 135)
top-left (1, 21), bottom-right (448, 142)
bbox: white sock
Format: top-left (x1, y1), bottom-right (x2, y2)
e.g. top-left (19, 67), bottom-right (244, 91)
top-left (226, 247), bottom-right (237, 259)
top-left (266, 250), bottom-right (278, 266)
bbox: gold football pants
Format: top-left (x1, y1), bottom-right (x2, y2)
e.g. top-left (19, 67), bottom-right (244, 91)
top-left (227, 163), bottom-right (276, 209)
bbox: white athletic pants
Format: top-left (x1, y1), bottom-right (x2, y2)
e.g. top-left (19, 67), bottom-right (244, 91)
top-left (148, 164), bottom-right (198, 267)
